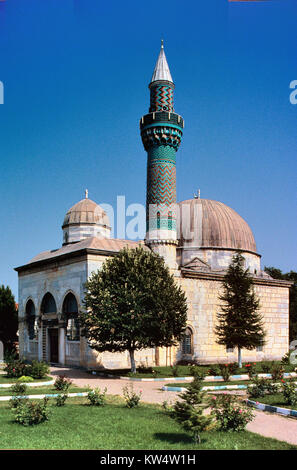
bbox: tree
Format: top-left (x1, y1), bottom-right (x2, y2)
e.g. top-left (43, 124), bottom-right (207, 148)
top-left (264, 267), bottom-right (297, 343)
top-left (79, 246), bottom-right (188, 373)
top-left (172, 375), bottom-right (212, 444)
top-left (0, 285), bottom-right (18, 353)
top-left (214, 252), bottom-right (265, 368)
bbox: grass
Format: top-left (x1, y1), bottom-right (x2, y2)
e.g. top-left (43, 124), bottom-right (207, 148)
top-left (251, 393), bottom-right (297, 411)
top-left (0, 384), bottom-right (90, 396)
top-left (0, 375), bottom-right (53, 384)
top-left (167, 377), bottom-right (296, 389)
top-left (0, 396), bottom-right (295, 450)
top-left (97, 362), bottom-right (295, 379)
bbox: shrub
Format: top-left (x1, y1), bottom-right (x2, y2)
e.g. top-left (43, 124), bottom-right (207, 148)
top-left (55, 394), bottom-right (68, 407)
top-left (87, 387), bottom-right (107, 406)
top-left (260, 361), bottom-right (271, 374)
top-left (17, 376), bottom-right (34, 383)
top-left (10, 396), bottom-right (27, 409)
top-left (171, 364), bottom-right (180, 377)
top-left (244, 363), bottom-right (257, 379)
top-left (137, 362), bottom-right (153, 374)
top-left (13, 397), bottom-right (51, 426)
top-left (270, 364), bottom-right (285, 381)
top-left (247, 376), bottom-right (279, 399)
top-left (210, 394), bottom-right (254, 432)
top-left (10, 382), bottom-right (28, 396)
top-left (207, 365), bottom-right (220, 376)
top-left (282, 380), bottom-right (297, 407)
top-left (122, 384), bottom-right (142, 408)
top-left (29, 360), bottom-right (50, 379)
top-left (4, 358), bottom-right (29, 378)
top-left (172, 376), bottom-right (213, 444)
top-left (54, 375), bottom-right (72, 392)
top-left (188, 365), bottom-right (206, 381)
top-left (218, 364), bottom-right (231, 382)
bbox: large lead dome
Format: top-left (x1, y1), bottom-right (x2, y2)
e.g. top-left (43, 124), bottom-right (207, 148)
top-left (177, 198), bottom-right (261, 272)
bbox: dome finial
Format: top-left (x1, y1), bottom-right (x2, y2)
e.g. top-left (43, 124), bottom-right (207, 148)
top-left (85, 189), bottom-right (88, 199)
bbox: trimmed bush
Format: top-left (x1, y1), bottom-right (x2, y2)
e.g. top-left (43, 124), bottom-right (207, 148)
top-left (54, 375), bottom-right (72, 392)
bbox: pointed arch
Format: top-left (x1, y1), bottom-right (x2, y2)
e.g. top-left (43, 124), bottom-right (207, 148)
top-left (25, 299), bottom-right (37, 340)
top-left (41, 292), bottom-right (57, 314)
top-left (62, 292), bottom-right (80, 341)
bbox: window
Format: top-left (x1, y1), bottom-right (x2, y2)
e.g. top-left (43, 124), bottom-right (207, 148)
top-left (256, 345), bottom-right (263, 352)
top-left (226, 347), bottom-right (234, 353)
top-left (63, 293), bottom-right (80, 341)
top-left (157, 212), bottom-right (160, 229)
top-left (41, 293), bottom-right (57, 314)
top-left (181, 327), bottom-right (193, 355)
top-left (26, 299), bottom-right (37, 340)
top-left (168, 211), bottom-right (172, 230)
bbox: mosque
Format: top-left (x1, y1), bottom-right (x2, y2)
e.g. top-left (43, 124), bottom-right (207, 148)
top-left (15, 43), bottom-right (291, 369)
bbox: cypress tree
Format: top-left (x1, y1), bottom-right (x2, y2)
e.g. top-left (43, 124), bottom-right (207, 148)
top-left (214, 252), bottom-right (266, 367)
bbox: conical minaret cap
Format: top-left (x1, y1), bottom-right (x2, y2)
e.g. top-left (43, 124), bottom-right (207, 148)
top-left (150, 40), bottom-right (173, 84)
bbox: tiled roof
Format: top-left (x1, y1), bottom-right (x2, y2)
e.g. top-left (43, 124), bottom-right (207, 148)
top-left (15, 237), bottom-right (145, 271)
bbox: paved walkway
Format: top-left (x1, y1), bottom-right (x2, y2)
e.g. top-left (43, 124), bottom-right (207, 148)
top-left (50, 366), bottom-right (297, 447)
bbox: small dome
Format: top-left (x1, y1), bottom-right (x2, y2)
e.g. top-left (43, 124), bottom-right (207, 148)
top-left (62, 196), bottom-right (111, 245)
top-left (62, 198), bottom-right (110, 228)
top-left (178, 198), bottom-right (257, 254)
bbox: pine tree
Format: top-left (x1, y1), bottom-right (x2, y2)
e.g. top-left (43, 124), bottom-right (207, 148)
top-left (214, 252), bottom-right (266, 367)
top-left (80, 246), bottom-right (188, 373)
top-left (172, 376), bottom-right (212, 444)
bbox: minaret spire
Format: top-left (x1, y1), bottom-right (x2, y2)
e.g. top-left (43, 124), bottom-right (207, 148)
top-left (150, 40), bottom-right (173, 85)
top-left (140, 43), bottom-right (184, 270)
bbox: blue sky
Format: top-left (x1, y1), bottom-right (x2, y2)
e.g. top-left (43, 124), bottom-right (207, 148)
top-left (0, 0), bottom-right (296, 299)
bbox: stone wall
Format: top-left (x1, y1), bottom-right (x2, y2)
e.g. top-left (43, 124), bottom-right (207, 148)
top-left (176, 275), bottom-right (289, 364)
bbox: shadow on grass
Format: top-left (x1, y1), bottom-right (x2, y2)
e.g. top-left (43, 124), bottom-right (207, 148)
top-left (154, 432), bottom-right (199, 445)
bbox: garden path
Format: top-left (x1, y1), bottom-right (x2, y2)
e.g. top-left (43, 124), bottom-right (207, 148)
top-left (50, 366), bottom-right (297, 447)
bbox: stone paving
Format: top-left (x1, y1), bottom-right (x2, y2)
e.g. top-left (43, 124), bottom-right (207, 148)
top-left (50, 366), bottom-right (297, 447)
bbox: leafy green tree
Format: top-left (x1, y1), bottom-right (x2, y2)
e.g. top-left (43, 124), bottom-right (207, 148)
top-left (264, 267), bottom-right (297, 343)
top-left (80, 246), bottom-right (188, 373)
top-left (215, 253), bottom-right (266, 367)
top-left (0, 285), bottom-right (18, 353)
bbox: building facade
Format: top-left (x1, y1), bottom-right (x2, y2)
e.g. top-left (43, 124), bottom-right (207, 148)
top-left (15, 43), bottom-right (291, 369)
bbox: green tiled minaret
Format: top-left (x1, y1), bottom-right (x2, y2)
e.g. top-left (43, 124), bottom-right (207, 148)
top-left (140, 41), bottom-right (184, 269)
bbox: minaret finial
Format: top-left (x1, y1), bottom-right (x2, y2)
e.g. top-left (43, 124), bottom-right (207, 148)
top-left (161, 39), bottom-right (164, 48)
top-left (85, 189), bottom-right (88, 199)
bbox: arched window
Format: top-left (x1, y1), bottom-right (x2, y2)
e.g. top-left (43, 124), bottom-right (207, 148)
top-left (26, 299), bottom-right (37, 340)
top-left (157, 212), bottom-right (161, 229)
top-left (63, 293), bottom-right (80, 341)
top-left (181, 327), bottom-right (193, 355)
top-left (41, 293), bottom-right (57, 314)
top-left (168, 211), bottom-right (172, 230)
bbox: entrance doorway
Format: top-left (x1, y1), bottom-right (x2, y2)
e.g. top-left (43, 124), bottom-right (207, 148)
top-left (48, 328), bottom-right (59, 363)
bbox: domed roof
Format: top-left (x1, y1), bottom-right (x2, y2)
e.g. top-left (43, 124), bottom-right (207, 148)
top-left (178, 198), bottom-right (257, 254)
top-left (62, 197), bottom-right (110, 228)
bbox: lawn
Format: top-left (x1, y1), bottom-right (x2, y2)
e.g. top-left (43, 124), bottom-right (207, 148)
top-left (0, 375), bottom-right (53, 384)
top-left (0, 396), bottom-right (295, 450)
top-left (166, 377), bottom-right (297, 389)
top-left (252, 393), bottom-right (297, 411)
top-left (0, 384), bottom-right (89, 397)
top-left (96, 362), bottom-right (295, 379)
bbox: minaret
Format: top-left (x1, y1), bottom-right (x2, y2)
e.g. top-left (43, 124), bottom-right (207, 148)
top-left (140, 41), bottom-right (184, 269)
